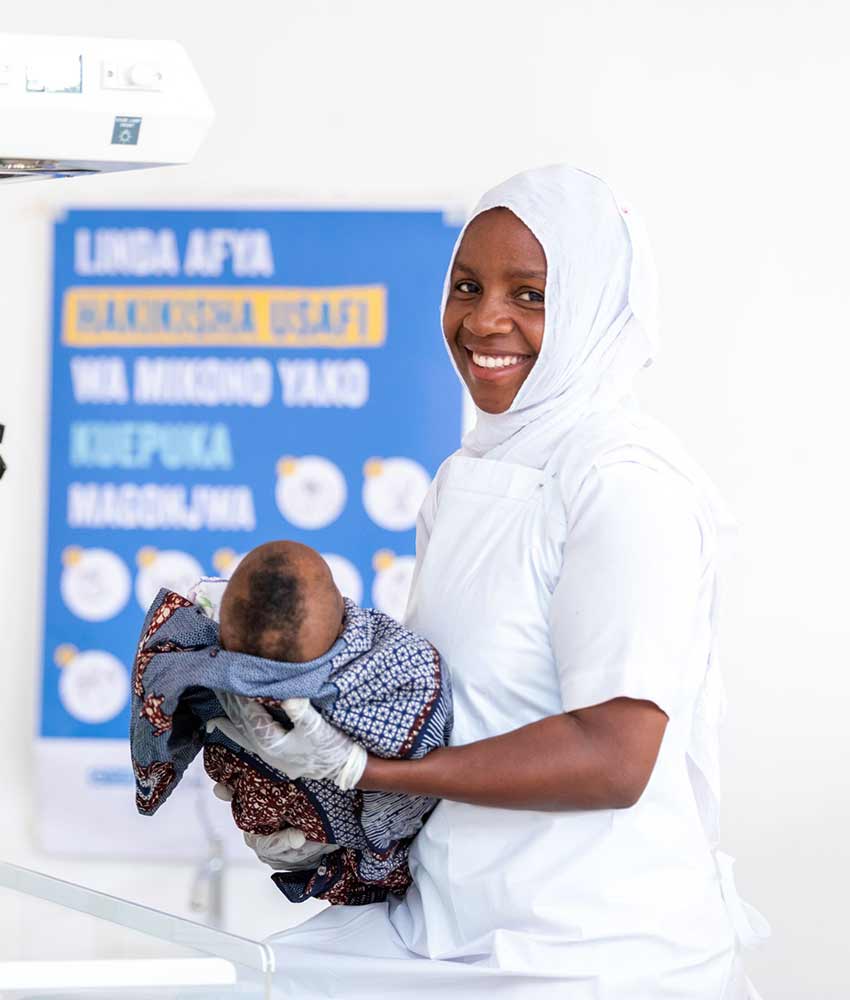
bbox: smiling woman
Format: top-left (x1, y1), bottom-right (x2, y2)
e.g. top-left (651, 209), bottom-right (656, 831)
top-left (245, 164), bottom-right (766, 1000)
top-left (443, 207), bottom-right (546, 413)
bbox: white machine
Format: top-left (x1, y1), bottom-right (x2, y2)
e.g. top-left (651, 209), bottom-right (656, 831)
top-left (0, 34), bottom-right (214, 183)
top-left (0, 32), bottom-right (213, 491)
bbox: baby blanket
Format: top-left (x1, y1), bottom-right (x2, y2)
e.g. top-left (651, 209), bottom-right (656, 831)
top-left (130, 588), bottom-right (452, 905)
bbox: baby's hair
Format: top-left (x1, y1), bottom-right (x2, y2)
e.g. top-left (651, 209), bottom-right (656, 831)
top-left (223, 550), bottom-right (306, 662)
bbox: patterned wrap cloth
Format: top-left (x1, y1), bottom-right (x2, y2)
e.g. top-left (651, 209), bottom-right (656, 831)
top-left (130, 588), bottom-right (452, 905)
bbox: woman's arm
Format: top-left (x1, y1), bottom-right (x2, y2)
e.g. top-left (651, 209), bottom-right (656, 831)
top-left (358, 696), bottom-right (668, 811)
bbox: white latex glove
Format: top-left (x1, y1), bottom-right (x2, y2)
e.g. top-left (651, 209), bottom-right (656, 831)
top-left (244, 829), bottom-right (338, 871)
top-left (207, 692), bottom-right (367, 791)
top-left (211, 784), bottom-right (337, 870)
top-left (186, 578), bottom-right (228, 622)
top-left (212, 782), bottom-right (233, 802)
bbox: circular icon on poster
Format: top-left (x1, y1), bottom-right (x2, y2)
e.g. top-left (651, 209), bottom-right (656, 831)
top-left (275, 455), bottom-right (347, 529)
top-left (60, 546), bottom-right (131, 622)
top-left (362, 458), bottom-right (430, 531)
top-left (135, 548), bottom-right (204, 611)
top-left (321, 553), bottom-right (363, 605)
top-left (212, 548), bottom-right (245, 579)
top-left (55, 645), bottom-right (130, 724)
top-left (371, 550), bottom-right (416, 621)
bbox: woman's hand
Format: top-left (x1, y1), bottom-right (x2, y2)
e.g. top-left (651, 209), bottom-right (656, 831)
top-left (211, 783), bottom-right (338, 870)
top-left (207, 693), bottom-right (367, 790)
top-left (357, 697), bottom-right (668, 812)
top-left (244, 828), bottom-right (338, 871)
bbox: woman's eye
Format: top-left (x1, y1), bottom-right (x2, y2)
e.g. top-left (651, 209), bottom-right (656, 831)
top-left (517, 289), bottom-right (545, 304)
top-left (454, 280), bottom-right (480, 294)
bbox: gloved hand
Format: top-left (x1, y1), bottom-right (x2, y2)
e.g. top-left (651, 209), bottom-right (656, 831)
top-left (244, 828), bottom-right (338, 871)
top-left (212, 781), bottom-right (234, 802)
top-left (211, 784), bottom-right (338, 870)
top-left (186, 578), bottom-right (228, 622)
top-left (207, 692), bottom-right (368, 791)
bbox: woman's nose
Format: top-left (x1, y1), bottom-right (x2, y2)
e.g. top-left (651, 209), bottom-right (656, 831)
top-left (463, 293), bottom-right (513, 338)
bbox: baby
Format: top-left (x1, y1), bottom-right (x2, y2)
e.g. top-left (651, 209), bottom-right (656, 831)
top-left (218, 540), bottom-right (347, 664)
top-left (131, 538), bottom-right (452, 906)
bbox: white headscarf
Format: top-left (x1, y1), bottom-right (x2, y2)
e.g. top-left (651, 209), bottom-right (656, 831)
top-left (440, 164), bottom-right (734, 845)
top-left (440, 163), bottom-right (659, 466)
top-left (440, 164), bottom-right (731, 524)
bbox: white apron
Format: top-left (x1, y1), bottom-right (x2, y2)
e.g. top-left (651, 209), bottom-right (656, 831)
top-left (267, 454), bottom-right (759, 999)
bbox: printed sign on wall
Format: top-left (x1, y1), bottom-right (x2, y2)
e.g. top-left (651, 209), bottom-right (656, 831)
top-left (38, 209), bottom-right (462, 859)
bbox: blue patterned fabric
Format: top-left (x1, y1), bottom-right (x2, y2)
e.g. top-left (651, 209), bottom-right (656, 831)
top-left (130, 589), bottom-right (452, 904)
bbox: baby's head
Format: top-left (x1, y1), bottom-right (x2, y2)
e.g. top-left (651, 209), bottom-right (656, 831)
top-left (219, 541), bottom-right (345, 663)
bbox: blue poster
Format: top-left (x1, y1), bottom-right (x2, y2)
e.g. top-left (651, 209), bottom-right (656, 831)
top-left (37, 208), bottom-right (462, 857)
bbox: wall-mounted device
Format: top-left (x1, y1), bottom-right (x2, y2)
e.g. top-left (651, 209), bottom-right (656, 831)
top-left (0, 36), bottom-right (214, 487)
top-left (0, 34), bottom-right (214, 183)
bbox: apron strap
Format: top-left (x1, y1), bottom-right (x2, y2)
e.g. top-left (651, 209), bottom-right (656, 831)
top-left (714, 850), bottom-right (771, 950)
top-left (745, 978), bottom-right (767, 1000)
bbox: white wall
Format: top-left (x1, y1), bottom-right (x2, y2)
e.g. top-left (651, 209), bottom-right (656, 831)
top-left (1, 1), bottom-right (848, 995)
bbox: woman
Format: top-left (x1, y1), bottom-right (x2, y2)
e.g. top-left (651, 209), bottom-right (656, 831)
top-left (253, 165), bottom-right (768, 998)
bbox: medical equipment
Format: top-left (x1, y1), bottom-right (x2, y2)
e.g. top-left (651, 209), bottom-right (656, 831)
top-left (0, 35), bottom-right (212, 491)
top-left (0, 34), bottom-right (214, 183)
top-left (0, 861), bottom-right (274, 998)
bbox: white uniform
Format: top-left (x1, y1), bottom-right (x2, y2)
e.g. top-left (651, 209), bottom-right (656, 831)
top-left (268, 435), bottom-right (758, 998)
top-left (266, 165), bottom-right (768, 997)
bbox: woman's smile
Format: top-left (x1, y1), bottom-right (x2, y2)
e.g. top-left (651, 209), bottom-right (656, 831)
top-left (463, 346), bottom-right (535, 381)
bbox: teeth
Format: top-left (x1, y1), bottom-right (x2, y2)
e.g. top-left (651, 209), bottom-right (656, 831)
top-left (472, 352), bottom-right (524, 369)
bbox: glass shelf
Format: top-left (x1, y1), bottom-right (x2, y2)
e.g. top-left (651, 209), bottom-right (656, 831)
top-left (0, 861), bottom-right (277, 998)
